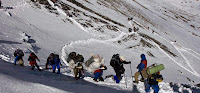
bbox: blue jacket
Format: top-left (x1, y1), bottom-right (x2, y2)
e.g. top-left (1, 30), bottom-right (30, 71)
top-left (54, 59), bottom-right (60, 65)
top-left (137, 54), bottom-right (147, 72)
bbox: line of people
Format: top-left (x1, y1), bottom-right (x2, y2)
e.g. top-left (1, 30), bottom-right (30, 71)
top-left (13, 49), bottom-right (164, 93)
top-left (14, 49), bottom-right (62, 74)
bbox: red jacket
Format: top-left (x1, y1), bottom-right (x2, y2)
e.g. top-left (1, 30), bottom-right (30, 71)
top-left (142, 60), bottom-right (147, 68)
top-left (94, 69), bottom-right (103, 73)
top-left (94, 65), bottom-right (107, 73)
top-left (28, 54), bottom-right (38, 65)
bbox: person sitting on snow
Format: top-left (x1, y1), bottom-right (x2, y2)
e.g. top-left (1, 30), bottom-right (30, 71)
top-left (85, 54), bottom-right (107, 82)
top-left (134, 54), bottom-right (147, 83)
top-left (68, 52), bottom-right (85, 80)
top-left (28, 52), bottom-right (41, 71)
top-left (110, 54), bottom-right (131, 83)
top-left (49, 54), bottom-right (62, 74)
top-left (145, 72), bottom-right (163, 93)
top-left (14, 49), bottom-right (24, 66)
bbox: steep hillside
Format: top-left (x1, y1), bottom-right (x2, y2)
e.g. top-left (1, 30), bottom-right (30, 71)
top-left (0, 0), bottom-right (200, 92)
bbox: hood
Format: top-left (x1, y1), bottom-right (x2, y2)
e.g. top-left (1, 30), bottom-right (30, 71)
top-left (141, 54), bottom-right (146, 61)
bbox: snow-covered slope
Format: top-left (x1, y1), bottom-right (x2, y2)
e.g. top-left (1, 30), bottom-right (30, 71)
top-left (0, 0), bottom-right (200, 92)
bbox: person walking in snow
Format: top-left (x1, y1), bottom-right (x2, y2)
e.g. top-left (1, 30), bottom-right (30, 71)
top-left (50, 54), bottom-right (62, 74)
top-left (110, 54), bottom-right (131, 83)
top-left (14, 49), bottom-right (24, 66)
top-left (85, 54), bottom-right (107, 82)
top-left (93, 64), bottom-right (107, 82)
top-left (46, 53), bottom-right (54, 69)
top-left (68, 52), bottom-right (85, 80)
top-left (28, 52), bottom-right (41, 71)
top-left (134, 54), bottom-right (147, 83)
top-left (145, 72), bottom-right (163, 93)
top-left (129, 28), bottom-right (133, 33)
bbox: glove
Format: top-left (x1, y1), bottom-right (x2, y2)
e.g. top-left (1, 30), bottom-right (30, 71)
top-left (100, 67), bottom-right (105, 70)
top-left (60, 64), bottom-right (63, 66)
top-left (128, 61), bottom-right (131, 64)
top-left (38, 59), bottom-right (40, 62)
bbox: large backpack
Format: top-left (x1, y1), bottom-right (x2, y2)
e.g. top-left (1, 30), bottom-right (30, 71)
top-left (110, 54), bottom-right (119, 67)
top-left (14, 49), bottom-right (24, 57)
top-left (76, 54), bottom-right (84, 62)
top-left (53, 54), bottom-right (60, 64)
top-left (85, 56), bottom-right (95, 67)
top-left (67, 52), bottom-right (76, 63)
top-left (146, 64), bottom-right (165, 75)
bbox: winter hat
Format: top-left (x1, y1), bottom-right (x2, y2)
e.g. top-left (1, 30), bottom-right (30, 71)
top-left (141, 54), bottom-right (146, 61)
top-left (119, 56), bottom-right (125, 61)
top-left (31, 52), bottom-right (35, 56)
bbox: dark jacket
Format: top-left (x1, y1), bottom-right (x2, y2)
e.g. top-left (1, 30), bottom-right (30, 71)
top-left (147, 73), bottom-right (163, 85)
top-left (110, 56), bottom-right (130, 69)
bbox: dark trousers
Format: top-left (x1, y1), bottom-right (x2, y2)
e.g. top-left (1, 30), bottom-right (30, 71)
top-left (46, 61), bottom-right (49, 69)
top-left (31, 63), bottom-right (40, 71)
top-left (114, 67), bottom-right (125, 80)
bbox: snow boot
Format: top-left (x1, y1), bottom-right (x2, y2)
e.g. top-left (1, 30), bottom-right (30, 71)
top-left (93, 78), bottom-right (98, 82)
top-left (31, 65), bottom-right (35, 70)
top-left (53, 70), bottom-right (56, 73)
top-left (99, 77), bottom-right (104, 81)
top-left (57, 68), bottom-right (60, 74)
top-left (114, 76), bottom-right (120, 83)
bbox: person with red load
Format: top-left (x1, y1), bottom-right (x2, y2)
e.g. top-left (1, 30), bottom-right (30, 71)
top-left (28, 52), bottom-right (41, 71)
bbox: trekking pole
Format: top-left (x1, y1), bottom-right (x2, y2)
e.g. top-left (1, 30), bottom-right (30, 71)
top-left (124, 72), bottom-right (127, 88)
top-left (130, 63), bottom-right (133, 82)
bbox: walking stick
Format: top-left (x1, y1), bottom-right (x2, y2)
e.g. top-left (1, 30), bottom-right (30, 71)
top-left (124, 72), bottom-right (127, 88)
top-left (130, 62), bottom-right (133, 82)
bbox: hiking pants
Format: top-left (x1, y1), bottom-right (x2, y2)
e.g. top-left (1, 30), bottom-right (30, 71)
top-left (114, 67), bottom-right (124, 80)
top-left (145, 84), bottom-right (159, 93)
top-left (94, 72), bottom-right (103, 80)
top-left (14, 56), bottom-right (23, 65)
top-left (31, 63), bottom-right (40, 70)
top-left (134, 71), bottom-right (141, 82)
top-left (134, 69), bottom-right (148, 82)
top-left (52, 64), bottom-right (60, 73)
top-left (73, 68), bottom-right (82, 78)
top-left (46, 61), bottom-right (49, 69)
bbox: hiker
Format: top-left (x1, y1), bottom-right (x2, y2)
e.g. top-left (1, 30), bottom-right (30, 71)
top-left (14, 49), bottom-right (24, 66)
top-left (145, 72), bottom-right (163, 93)
top-left (50, 54), bottom-right (61, 74)
top-left (129, 28), bottom-right (132, 33)
top-left (28, 52), bottom-right (41, 71)
top-left (46, 53), bottom-right (54, 69)
top-left (85, 54), bottom-right (107, 82)
top-left (134, 54), bottom-right (147, 83)
top-left (133, 24), bottom-right (139, 32)
top-left (68, 52), bottom-right (85, 80)
top-left (128, 17), bottom-right (133, 21)
top-left (110, 54), bottom-right (131, 83)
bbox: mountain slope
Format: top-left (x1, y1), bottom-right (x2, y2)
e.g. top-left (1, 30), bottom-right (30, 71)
top-left (0, 0), bottom-right (200, 92)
